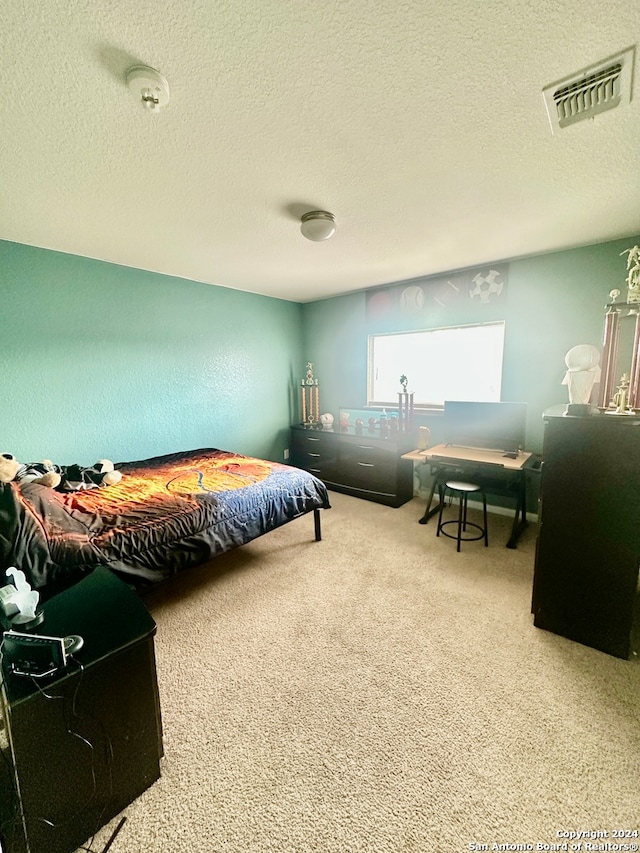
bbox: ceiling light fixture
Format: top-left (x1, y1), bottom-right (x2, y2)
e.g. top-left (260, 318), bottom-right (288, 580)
top-left (126, 65), bottom-right (170, 113)
top-left (300, 210), bottom-right (336, 242)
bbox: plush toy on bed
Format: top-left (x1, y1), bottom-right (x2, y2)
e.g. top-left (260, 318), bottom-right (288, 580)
top-left (0, 453), bottom-right (62, 488)
top-left (59, 460), bottom-right (122, 492)
top-left (0, 453), bottom-right (122, 491)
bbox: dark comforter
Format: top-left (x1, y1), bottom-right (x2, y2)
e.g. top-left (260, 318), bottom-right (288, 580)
top-left (0, 448), bottom-right (330, 597)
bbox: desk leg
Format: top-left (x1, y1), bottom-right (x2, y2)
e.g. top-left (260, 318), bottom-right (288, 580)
top-left (419, 473), bottom-right (445, 525)
top-left (506, 475), bottom-right (528, 549)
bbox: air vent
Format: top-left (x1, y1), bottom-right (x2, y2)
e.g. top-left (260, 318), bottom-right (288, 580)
top-left (542, 47), bottom-right (634, 133)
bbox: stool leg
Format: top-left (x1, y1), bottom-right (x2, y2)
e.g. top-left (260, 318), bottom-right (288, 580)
top-left (457, 491), bottom-right (464, 552)
top-left (482, 492), bottom-right (488, 547)
top-left (436, 485), bottom-right (446, 537)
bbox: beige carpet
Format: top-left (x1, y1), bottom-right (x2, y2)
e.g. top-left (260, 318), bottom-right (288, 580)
top-left (85, 492), bottom-right (640, 853)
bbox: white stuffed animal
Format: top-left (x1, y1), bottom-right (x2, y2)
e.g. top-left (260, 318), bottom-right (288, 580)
top-left (0, 453), bottom-right (61, 488)
top-left (4, 567), bottom-right (40, 622)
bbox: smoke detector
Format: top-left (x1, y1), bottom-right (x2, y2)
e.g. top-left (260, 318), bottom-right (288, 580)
top-left (126, 65), bottom-right (170, 113)
top-left (542, 47), bottom-right (634, 133)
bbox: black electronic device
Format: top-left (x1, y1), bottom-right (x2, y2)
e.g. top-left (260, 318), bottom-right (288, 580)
top-left (1, 630), bottom-right (83, 678)
top-left (443, 400), bottom-right (527, 453)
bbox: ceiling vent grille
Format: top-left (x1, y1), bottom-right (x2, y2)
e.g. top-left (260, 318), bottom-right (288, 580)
top-left (542, 47), bottom-right (634, 133)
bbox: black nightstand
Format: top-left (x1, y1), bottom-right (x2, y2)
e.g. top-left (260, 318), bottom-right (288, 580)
top-left (0, 567), bottom-right (163, 853)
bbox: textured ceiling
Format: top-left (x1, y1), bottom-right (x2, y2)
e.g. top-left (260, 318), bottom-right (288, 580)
top-left (1, 1), bottom-right (639, 302)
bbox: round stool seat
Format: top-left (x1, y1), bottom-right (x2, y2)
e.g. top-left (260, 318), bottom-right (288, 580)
top-left (436, 480), bottom-right (488, 551)
top-left (444, 480), bottom-right (481, 493)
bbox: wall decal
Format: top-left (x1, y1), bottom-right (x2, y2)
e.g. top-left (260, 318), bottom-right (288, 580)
top-left (366, 264), bottom-right (509, 320)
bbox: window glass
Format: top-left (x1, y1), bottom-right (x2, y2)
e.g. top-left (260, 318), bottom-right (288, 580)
top-left (368, 321), bottom-right (505, 408)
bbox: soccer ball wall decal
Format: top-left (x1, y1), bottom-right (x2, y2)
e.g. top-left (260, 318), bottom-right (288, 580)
top-left (469, 269), bottom-right (504, 303)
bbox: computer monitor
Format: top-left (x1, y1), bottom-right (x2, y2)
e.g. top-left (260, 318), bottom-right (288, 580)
top-left (443, 401), bottom-right (527, 453)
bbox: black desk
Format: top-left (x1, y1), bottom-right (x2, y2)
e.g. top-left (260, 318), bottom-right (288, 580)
top-left (0, 567), bottom-right (163, 853)
top-left (403, 444), bottom-right (535, 549)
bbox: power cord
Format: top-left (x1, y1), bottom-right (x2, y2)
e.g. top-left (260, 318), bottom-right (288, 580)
top-left (0, 636), bottom-right (119, 852)
top-left (77, 815), bottom-right (127, 853)
top-left (0, 640), bottom-right (29, 848)
top-left (31, 653), bottom-right (120, 850)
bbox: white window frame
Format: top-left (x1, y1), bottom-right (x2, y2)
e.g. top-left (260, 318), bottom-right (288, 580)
top-left (368, 321), bottom-right (505, 409)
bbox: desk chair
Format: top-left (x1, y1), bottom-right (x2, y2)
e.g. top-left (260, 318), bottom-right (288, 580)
top-left (436, 480), bottom-right (488, 552)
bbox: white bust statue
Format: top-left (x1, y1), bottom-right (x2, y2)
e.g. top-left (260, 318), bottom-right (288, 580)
top-left (562, 344), bottom-right (601, 405)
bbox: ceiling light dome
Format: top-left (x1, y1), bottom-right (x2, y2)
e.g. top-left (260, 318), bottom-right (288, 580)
top-left (300, 210), bottom-right (336, 242)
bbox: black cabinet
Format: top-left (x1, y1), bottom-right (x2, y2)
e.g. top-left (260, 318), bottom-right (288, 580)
top-left (0, 567), bottom-right (163, 853)
top-left (291, 424), bottom-right (414, 507)
top-left (532, 412), bottom-right (640, 658)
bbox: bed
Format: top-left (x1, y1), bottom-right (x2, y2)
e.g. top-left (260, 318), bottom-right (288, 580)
top-left (0, 448), bottom-right (331, 600)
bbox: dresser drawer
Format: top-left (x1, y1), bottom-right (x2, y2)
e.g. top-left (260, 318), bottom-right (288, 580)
top-left (338, 439), bottom-right (396, 490)
top-left (291, 430), bottom-right (334, 453)
top-left (339, 438), bottom-right (395, 467)
top-left (338, 459), bottom-right (397, 493)
top-left (290, 429), bottom-right (337, 476)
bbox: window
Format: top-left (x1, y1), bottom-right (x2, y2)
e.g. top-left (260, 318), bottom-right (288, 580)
top-left (368, 321), bottom-right (505, 408)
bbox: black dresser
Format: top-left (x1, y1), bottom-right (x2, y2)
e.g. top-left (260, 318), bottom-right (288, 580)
top-left (532, 410), bottom-right (640, 658)
top-left (0, 567), bottom-right (163, 853)
top-left (291, 424), bottom-right (415, 507)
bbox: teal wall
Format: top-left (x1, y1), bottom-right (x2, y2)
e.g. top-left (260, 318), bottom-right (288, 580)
top-left (2, 234), bottom-right (638, 470)
top-left (0, 241), bottom-right (303, 465)
top-left (301, 235), bottom-right (640, 455)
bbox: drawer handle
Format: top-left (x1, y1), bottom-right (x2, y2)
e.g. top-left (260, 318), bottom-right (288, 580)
top-left (308, 453), bottom-right (321, 458)
top-left (356, 445), bottom-right (374, 450)
top-left (307, 437), bottom-right (320, 442)
top-left (309, 468), bottom-right (321, 474)
top-left (357, 462), bottom-right (374, 467)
